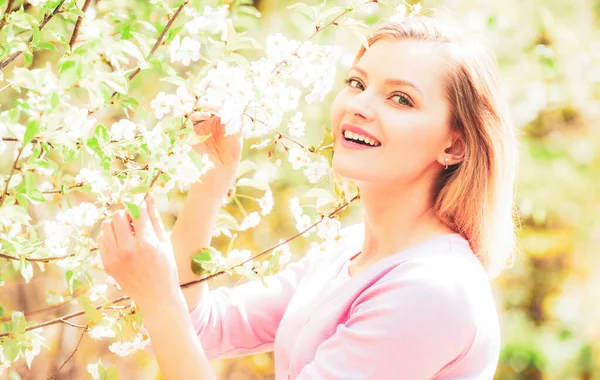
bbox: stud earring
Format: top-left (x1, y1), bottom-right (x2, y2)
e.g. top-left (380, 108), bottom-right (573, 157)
top-left (444, 157), bottom-right (449, 169)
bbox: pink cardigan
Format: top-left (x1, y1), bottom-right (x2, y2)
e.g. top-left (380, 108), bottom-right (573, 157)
top-left (165, 224), bottom-right (500, 379)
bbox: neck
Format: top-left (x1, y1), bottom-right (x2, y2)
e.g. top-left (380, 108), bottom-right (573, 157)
top-left (355, 174), bottom-right (453, 265)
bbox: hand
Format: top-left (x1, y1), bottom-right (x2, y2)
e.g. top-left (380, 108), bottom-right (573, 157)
top-left (191, 101), bottom-right (244, 181)
top-left (97, 193), bottom-right (183, 311)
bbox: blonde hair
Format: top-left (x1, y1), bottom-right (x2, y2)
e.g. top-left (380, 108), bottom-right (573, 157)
top-left (354, 16), bottom-right (519, 279)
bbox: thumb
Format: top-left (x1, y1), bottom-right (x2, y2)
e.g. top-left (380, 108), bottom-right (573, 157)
top-left (145, 193), bottom-right (168, 241)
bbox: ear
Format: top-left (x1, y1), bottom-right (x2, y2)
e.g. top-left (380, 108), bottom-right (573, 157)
top-left (437, 131), bottom-right (465, 167)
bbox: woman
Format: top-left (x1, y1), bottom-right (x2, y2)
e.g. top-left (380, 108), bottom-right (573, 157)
top-left (97, 16), bottom-right (518, 379)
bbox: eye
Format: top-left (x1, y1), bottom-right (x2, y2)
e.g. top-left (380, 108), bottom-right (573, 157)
top-left (391, 93), bottom-right (412, 107)
top-left (344, 77), bottom-right (365, 91)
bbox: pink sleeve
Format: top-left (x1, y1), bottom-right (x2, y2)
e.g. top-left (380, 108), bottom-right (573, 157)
top-left (295, 273), bottom-right (477, 379)
top-left (185, 255), bottom-right (311, 359)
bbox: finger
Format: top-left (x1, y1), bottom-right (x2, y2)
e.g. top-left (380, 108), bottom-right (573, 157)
top-left (112, 210), bottom-right (136, 255)
top-left (99, 220), bottom-right (118, 269)
top-left (97, 236), bottom-right (110, 272)
top-left (191, 111), bottom-right (212, 124)
top-left (145, 193), bottom-right (168, 241)
top-left (101, 219), bottom-right (118, 253)
top-left (130, 196), bottom-right (156, 241)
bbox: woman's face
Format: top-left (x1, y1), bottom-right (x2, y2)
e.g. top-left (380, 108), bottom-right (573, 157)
top-left (330, 38), bottom-right (454, 186)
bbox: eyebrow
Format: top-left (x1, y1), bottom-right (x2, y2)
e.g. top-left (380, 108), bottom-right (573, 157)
top-left (349, 66), bottom-right (423, 96)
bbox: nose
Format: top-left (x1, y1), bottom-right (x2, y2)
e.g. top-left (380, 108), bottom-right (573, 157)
top-left (345, 90), bottom-right (376, 122)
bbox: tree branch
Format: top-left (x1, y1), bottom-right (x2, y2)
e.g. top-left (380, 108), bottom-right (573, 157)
top-left (68, 0), bottom-right (93, 51)
top-left (0, 1), bottom-right (366, 340)
top-left (46, 327), bottom-right (86, 380)
top-left (0, 144), bottom-right (24, 208)
top-left (0, 0), bottom-right (67, 71)
top-left (0, 0), bottom-right (16, 33)
top-left (0, 194), bottom-right (359, 338)
top-left (0, 251), bottom-right (77, 263)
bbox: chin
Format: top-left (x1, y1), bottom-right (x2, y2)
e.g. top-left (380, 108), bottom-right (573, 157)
top-left (332, 154), bottom-right (370, 182)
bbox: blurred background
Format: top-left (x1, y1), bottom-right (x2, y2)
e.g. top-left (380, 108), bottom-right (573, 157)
top-left (1, 0), bottom-right (599, 379)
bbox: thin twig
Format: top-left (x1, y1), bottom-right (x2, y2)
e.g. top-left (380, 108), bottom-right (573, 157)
top-left (0, 288), bottom-right (87, 322)
top-left (0, 251), bottom-right (77, 263)
top-left (68, 0), bottom-right (93, 51)
top-left (0, 0), bottom-right (16, 33)
top-left (0, 0), bottom-right (66, 70)
top-left (0, 145), bottom-right (24, 208)
top-left (181, 194), bottom-right (359, 289)
top-left (58, 318), bottom-right (87, 329)
top-left (46, 328), bottom-right (86, 380)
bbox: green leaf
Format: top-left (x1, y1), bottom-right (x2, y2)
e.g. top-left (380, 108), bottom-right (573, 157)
top-left (191, 249), bottom-right (213, 263)
top-left (77, 295), bottom-right (101, 324)
top-left (10, 312), bottom-right (27, 335)
top-left (99, 364), bottom-right (120, 380)
top-left (19, 259), bottom-right (33, 283)
top-left (287, 3), bottom-right (317, 21)
top-left (23, 120), bottom-right (40, 145)
top-left (125, 202), bottom-right (139, 220)
top-left (129, 185), bottom-right (150, 195)
top-left (320, 6), bottom-right (346, 23)
top-left (3, 338), bottom-right (21, 362)
top-left (191, 260), bottom-right (206, 276)
top-left (1, 205), bottom-right (32, 225)
top-left (227, 35), bottom-right (262, 52)
top-left (37, 41), bottom-right (57, 51)
top-left (94, 124), bottom-right (109, 143)
top-left (103, 72), bottom-right (128, 95)
top-left (49, 91), bottom-right (59, 109)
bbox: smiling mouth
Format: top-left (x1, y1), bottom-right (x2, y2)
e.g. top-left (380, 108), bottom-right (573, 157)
top-left (342, 129), bottom-right (381, 147)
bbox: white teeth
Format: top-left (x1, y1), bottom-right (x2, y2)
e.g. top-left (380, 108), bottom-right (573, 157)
top-left (343, 130), bottom-right (380, 146)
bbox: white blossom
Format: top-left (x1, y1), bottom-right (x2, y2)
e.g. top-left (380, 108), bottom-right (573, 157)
top-left (87, 360), bottom-right (102, 380)
top-left (258, 189), bottom-right (274, 216)
top-left (75, 168), bottom-right (109, 194)
top-left (27, 0), bottom-right (47, 7)
top-left (88, 284), bottom-right (108, 302)
top-left (250, 139), bottom-right (271, 150)
top-left (227, 249), bottom-right (253, 270)
top-left (168, 35), bottom-right (201, 66)
top-left (0, 346), bottom-right (11, 374)
top-left (171, 87), bottom-right (196, 117)
top-left (390, 4), bottom-right (407, 23)
top-left (151, 91), bottom-right (174, 119)
top-left (288, 148), bottom-right (310, 170)
top-left (289, 197), bottom-right (303, 219)
top-left (272, 240), bottom-right (292, 267)
top-left (43, 220), bottom-right (74, 258)
top-left (185, 5), bottom-right (230, 39)
top-left (56, 202), bottom-right (100, 228)
top-left (317, 216), bottom-right (342, 241)
top-left (88, 325), bottom-right (116, 340)
top-left (110, 119), bottom-right (137, 141)
top-left (288, 112), bottom-right (306, 138)
top-left (140, 124), bottom-right (167, 151)
top-left (24, 340), bottom-right (41, 368)
top-left (303, 160), bottom-right (329, 184)
top-left (239, 211), bottom-right (260, 230)
top-left (108, 333), bottom-right (150, 357)
top-left (62, 106), bottom-right (97, 142)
